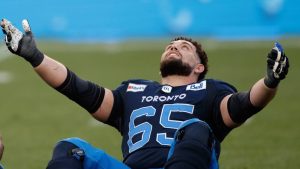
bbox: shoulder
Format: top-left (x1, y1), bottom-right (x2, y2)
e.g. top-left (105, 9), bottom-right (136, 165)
top-left (121, 79), bottom-right (159, 85)
top-left (205, 79), bottom-right (237, 93)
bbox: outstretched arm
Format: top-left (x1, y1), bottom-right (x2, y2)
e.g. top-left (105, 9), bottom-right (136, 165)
top-left (1, 19), bottom-right (113, 122)
top-left (1, 19), bottom-right (67, 87)
top-left (221, 43), bottom-right (289, 127)
top-left (34, 55), bottom-right (68, 87)
top-left (34, 55), bottom-right (114, 122)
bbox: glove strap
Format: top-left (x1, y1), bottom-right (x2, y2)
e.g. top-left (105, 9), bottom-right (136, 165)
top-left (16, 39), bottom-right (44, 67)
top-left (25, 49), bottom-right (44, 67)
top-left (264, 75), bottom-right (280, 88)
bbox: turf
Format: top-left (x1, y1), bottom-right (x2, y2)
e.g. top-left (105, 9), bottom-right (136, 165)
top-left (0, 38), bottom-right (299, 169)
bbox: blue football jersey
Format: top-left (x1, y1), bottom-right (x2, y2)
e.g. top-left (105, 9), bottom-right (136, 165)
top-left (106, 79), bottom-right (237, 169)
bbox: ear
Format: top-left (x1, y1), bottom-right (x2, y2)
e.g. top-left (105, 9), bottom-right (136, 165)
top-left (194, 63), bottom-right (205, 74)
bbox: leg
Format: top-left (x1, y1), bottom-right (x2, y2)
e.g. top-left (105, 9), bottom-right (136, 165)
top-left (164, 119), bottom-right (219, 169)
top-left (47, 137), bottom-right (131, 169)
top-left (46, 141), bottom-right (83, 169)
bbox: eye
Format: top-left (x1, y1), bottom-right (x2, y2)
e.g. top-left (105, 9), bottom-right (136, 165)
top-left (181, 45), bottom-right (189, 50)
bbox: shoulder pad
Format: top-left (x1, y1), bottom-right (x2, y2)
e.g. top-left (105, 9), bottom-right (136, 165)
top-left (121, 79), bottom-right (159, 85)
top-left (206, 79), bottom-right (237, 92)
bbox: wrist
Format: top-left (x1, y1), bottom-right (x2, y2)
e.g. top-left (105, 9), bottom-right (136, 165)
top-left (16, 35), bottom-right (44, 67)
top-left (24, 49), bottom-right (44, 67)
top-left (264, 76), bottom-right (280, 88)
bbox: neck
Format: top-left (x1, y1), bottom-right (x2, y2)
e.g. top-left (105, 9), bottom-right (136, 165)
top-left (161, 75), bottom-right (198, 87)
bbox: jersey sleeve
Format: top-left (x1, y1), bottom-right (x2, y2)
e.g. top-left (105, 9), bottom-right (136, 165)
top-left (206, 79), bottom-right (237, 141)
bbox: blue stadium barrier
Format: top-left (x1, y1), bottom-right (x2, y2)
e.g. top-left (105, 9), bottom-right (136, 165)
top-left (1, 0), bottom-right (299, 41)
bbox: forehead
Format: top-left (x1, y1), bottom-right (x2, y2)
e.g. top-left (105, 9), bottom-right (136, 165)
top-left (170, 40), bottom-right (196, 49)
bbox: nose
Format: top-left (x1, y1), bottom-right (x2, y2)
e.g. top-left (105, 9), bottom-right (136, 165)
top-left (170, 45), bottom-right (178, 51)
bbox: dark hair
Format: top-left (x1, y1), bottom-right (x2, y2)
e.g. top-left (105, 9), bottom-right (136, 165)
top-left (172, 37), bottom-right (208, 80)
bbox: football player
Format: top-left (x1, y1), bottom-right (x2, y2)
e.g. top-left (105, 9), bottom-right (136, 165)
top-left (1, 19), bottom-right (289, 169)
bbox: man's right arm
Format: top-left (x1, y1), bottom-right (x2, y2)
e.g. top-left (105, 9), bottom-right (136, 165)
top-left (34, 55), bottom-right (114, 122)
top-left (34, 55), bottom-right (67, 88)
top-left (1, 19), bottom-right (113, 122)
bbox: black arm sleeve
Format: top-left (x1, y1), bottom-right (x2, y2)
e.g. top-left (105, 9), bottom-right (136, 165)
top-left (227, 91), bottom-right (263, 124)
top-left (55, 68), bottom-right (105, 114)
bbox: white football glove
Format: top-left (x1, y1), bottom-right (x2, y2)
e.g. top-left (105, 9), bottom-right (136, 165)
top-left (1, 19), bottom-right (44, 67)
top-left (264, 42), bottom-right (289, 88)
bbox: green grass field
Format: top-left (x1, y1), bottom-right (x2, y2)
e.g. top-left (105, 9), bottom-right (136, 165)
top-left (0, 38), bottom-right (299, 169)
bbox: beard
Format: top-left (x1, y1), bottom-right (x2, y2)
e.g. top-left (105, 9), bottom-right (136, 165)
top-left (160, 59), bottom-right (193, 78)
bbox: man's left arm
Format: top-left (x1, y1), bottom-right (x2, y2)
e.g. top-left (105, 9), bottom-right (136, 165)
top-left (220, 43), bottom-right (289, 128)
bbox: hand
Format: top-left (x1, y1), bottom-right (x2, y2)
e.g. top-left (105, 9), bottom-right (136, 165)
top-left (264, 42), bottom-right (290, 88)
top-left (1, 18), bottom-right (44, 67)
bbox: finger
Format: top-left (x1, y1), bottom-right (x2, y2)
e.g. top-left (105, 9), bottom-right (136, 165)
top-left (272, 47), bottom-right (282, 62)
top-left (273, 61), bottom-right (280, 75)
top-left (7, 45), bottom-right (15, 53)
top-left (281, 56), bottom-right (287, 66)
top-left (284, 67), bottom-right (289, 76)
top-left (4, 36), bottom-right (14, 53)
top-left (1, 19), bottom-right (8, 34)
top-left (2, 28), bottom-right (7, 35)
top-left (267, 58), bottom-right (275, 69)
top-left (5, 35), bottom-right (9, 44)
top-left (1, 19), bottom-right (10, 34)
top-left (1, 19), bottom-right (14, 34)
top-left (285, 57), bottom-right (290, 68)
top-left (0, 18), bottom-right (6, 28)
top-left (268, 49), bottom-right (278, 60)
top-left (282, 57), bottom-right (289, 75)
top-left (5, 33), bottom-right (12, 43)
top-left (274, 42), bottom-right (287, 63)
top-left (280, 54), bottom-right (287, 62)
top-left (274, 42), bottom-right (284, 53)
top-left (22, 19), bottom-right (32, 35)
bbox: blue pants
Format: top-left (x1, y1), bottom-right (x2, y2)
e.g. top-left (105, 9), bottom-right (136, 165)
top-left (49, 118), bottom-right (218, 169)
top-left (62, 138), bottom-right (130, 169)
top-left (165, 118), bottom-right (219, 169)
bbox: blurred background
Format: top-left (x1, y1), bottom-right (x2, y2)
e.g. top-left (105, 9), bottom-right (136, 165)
top-left (2, 0), bottom-right (300, 41)
top-left (0, 0), bottom-right (299, 169)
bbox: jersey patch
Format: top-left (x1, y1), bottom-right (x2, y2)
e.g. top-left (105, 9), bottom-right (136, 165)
top-left (161, 85), bottom-right (172, 93)
top-left (127, 83), bottom-right (147, 92)
top-left (186, 81), bottom-right (206, 91)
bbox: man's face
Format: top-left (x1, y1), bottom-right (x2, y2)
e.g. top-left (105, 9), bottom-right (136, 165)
top-left (160, 40), bottom-right (200, 78)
